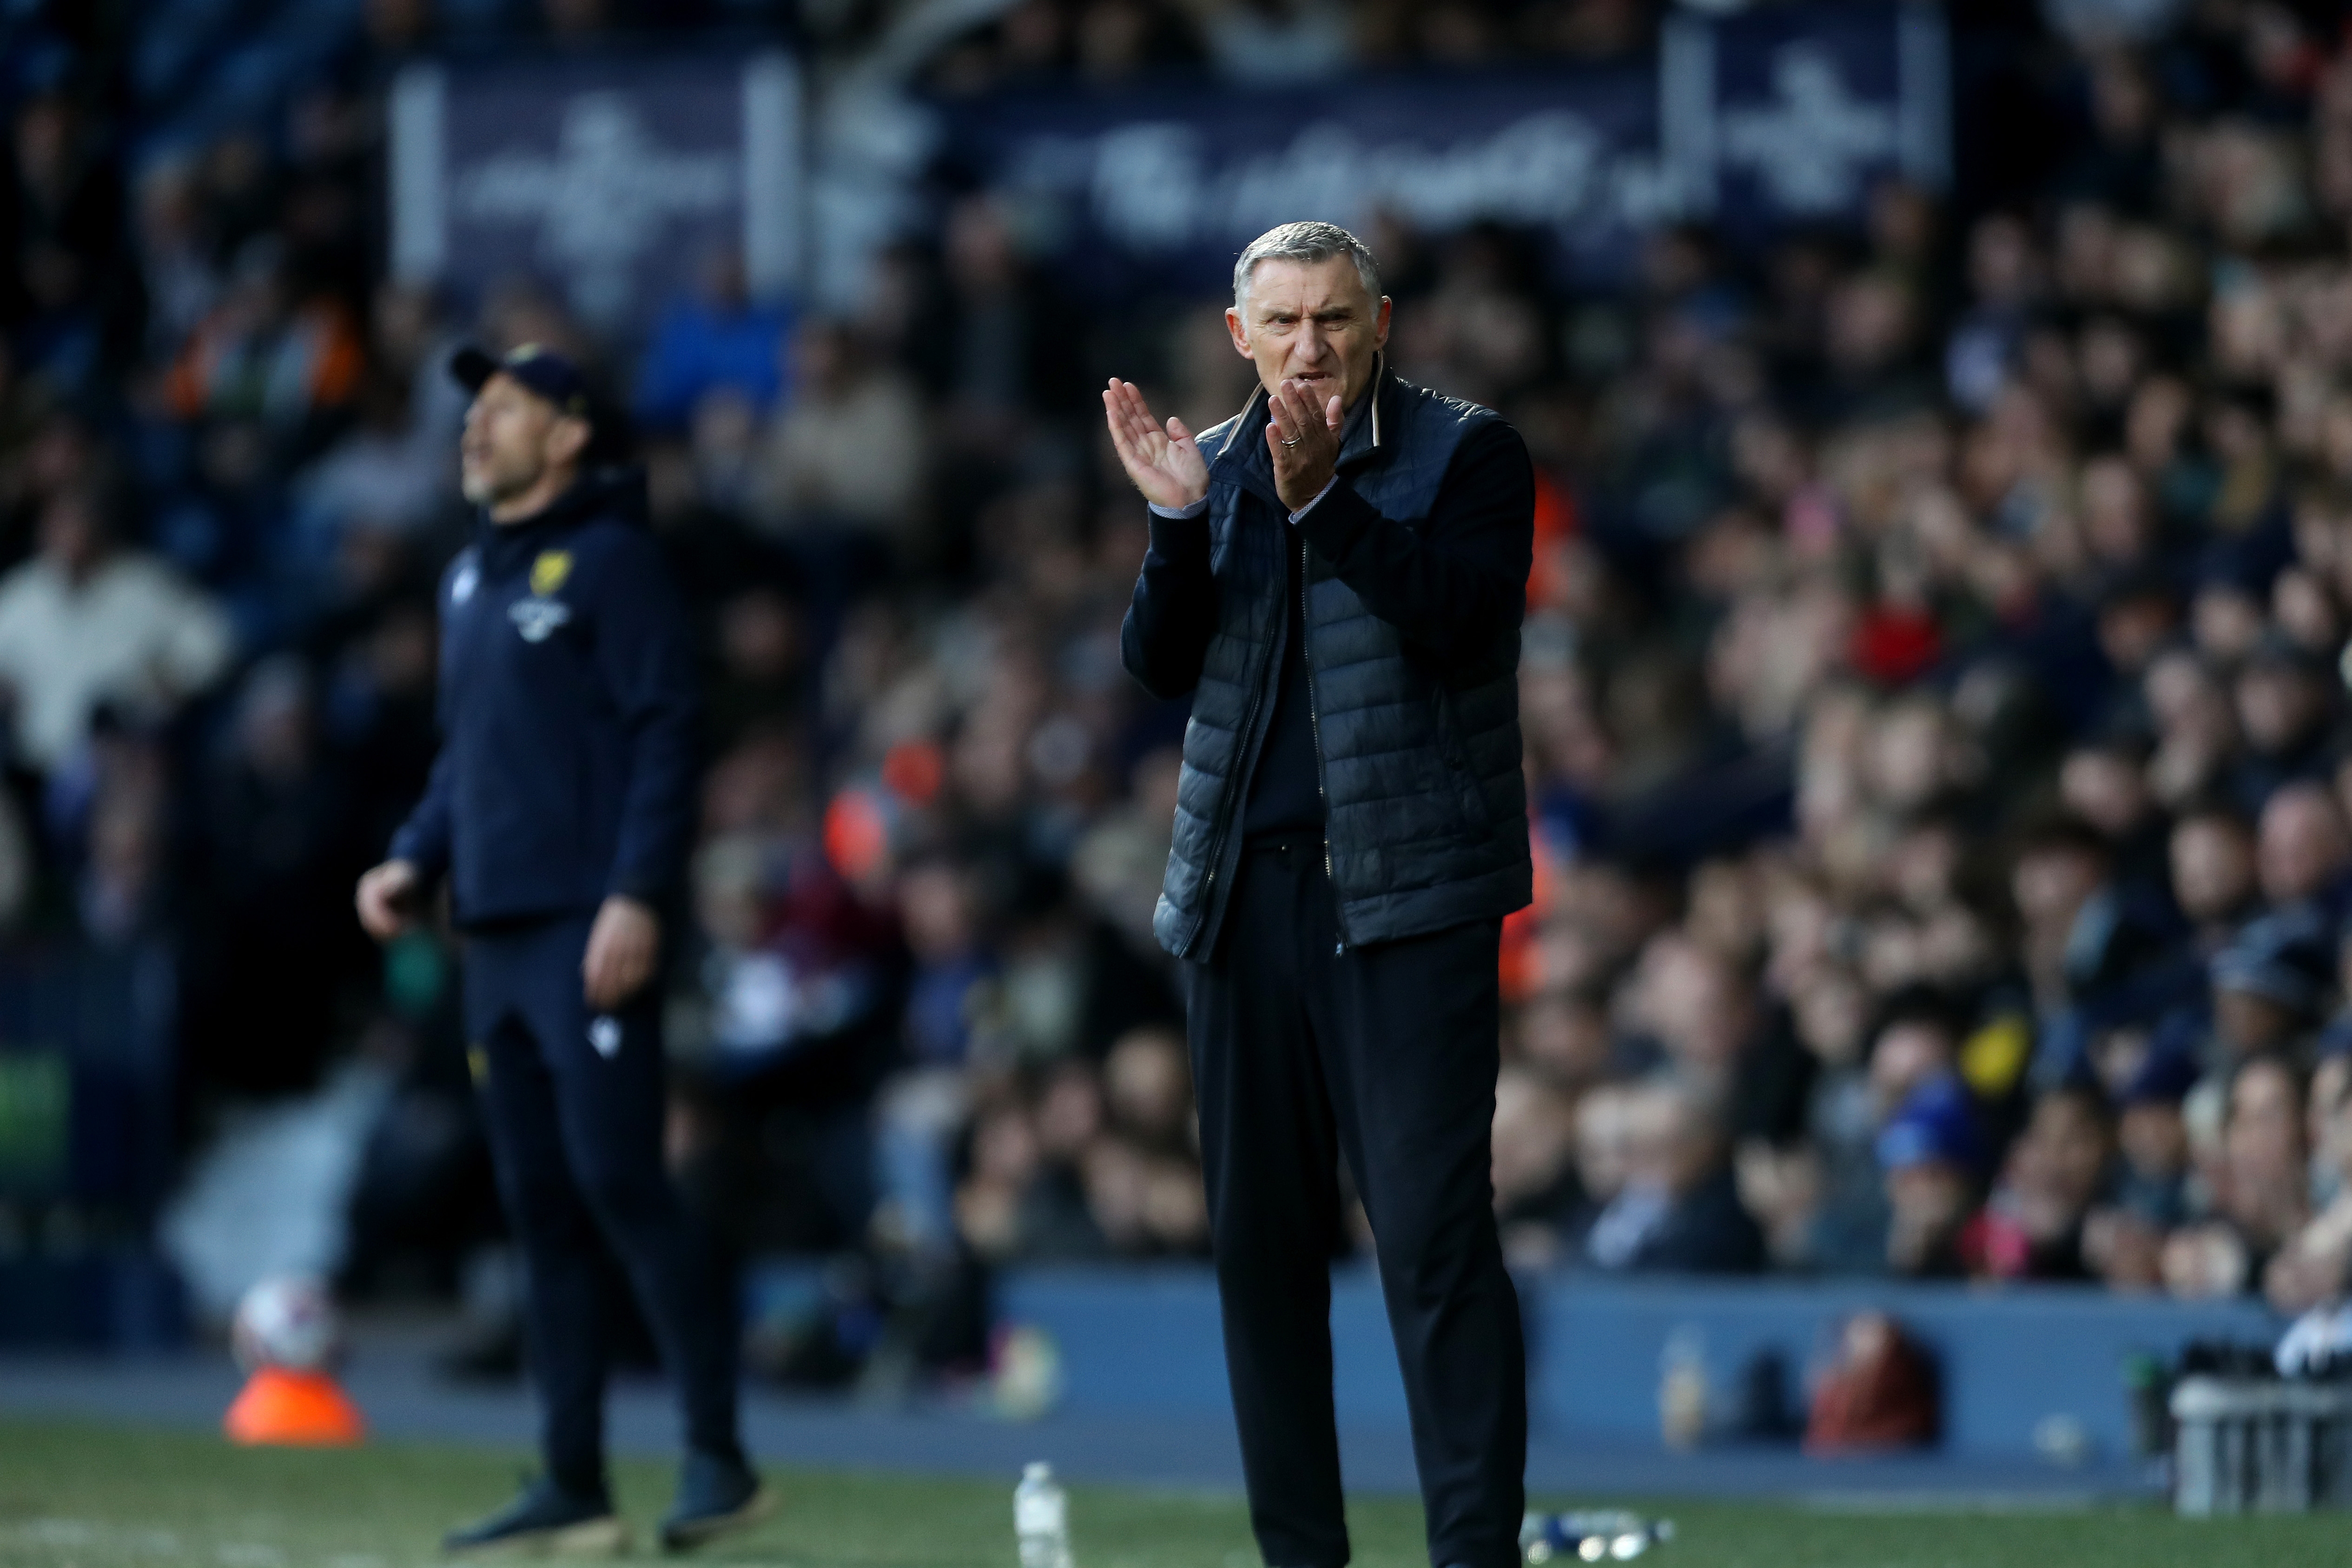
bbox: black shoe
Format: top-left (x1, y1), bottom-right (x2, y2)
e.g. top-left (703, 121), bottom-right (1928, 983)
top-left (658, 1450), bottom-right (775, 1553)
top-left (443, 1476), bottom-right (628, 1557)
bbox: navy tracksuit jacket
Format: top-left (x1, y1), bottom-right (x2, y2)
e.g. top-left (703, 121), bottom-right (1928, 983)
top-left (390, 466), bottom-right (699, 924)
top-left (389, 467), bottom-right (740, 1488)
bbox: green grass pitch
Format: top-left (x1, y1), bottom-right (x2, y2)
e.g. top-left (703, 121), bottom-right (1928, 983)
top-left (0, 1419), bottom-right (2339, 1568)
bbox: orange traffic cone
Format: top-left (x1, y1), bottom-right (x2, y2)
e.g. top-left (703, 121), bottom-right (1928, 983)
top-left (222, 1366), bottom-right (366, 1447)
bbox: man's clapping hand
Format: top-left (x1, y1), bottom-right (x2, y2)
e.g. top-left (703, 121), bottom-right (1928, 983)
top-left (1103, 378), bottom-right (1210, 512)
top-left (1265, 377), bottom-right (1343, 512)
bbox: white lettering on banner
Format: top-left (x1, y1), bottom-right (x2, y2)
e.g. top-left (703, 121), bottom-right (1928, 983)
top-left (455, 93), bottom-right (739, 324)
top-left (1039, 111), bottom-right (1674, 255)
top-left (1090, 125), bottom-right (1200, 249)
top-left (1718, 44), bottom-right (1899, 215)
top-left (985, 18), bottom-right (1917, 268)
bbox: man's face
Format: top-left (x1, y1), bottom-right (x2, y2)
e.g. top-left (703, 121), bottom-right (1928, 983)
top-left (2012, 845), bottom-right (2102, 931)
top-left (2060, 749), bottom-right (2146, 837)
top-left (37, 495), bottom-right (102, 576)
top-left (2228, 1059), bottom-right (2305, 1164)
top-left (1227, 256), bottom-right (1391, 412)
top-left (2215, 988), bottom-right (2293, 1054)
top-left (1887, 1160), bottom-right (1969, 1220)
top-left (2171, 816), bottom-right (2253, 922)
top-left (2027, 1093), bottom-right (2112, 1210)
top-left (2260, 787), bottom-right (2350, 904)
top-left (2097, 595), bottom-right (2174, 674)
top-left (2119, 1101), bottom-right (2187, 1177)
top-left (1868, 1023), bottom-right (1952, 1118)
top-left (459, 373), bottom-right (582, 510)
top-left (2238, 664), bottom-right (2323, 756)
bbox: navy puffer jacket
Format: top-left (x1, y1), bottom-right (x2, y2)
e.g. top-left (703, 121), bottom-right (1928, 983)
top-left (1122, 363), bottom-right (1534, 958)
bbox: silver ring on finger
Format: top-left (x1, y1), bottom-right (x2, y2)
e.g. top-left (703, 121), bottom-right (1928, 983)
top-left (1280, 435), bottom-right (1303, 448)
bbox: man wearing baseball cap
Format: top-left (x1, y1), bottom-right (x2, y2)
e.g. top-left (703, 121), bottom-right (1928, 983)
top-left (357, 344), bottom-right (767, 1555)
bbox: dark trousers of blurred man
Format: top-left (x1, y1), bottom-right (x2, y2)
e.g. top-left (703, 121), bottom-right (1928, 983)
top-left (1111, 222), bottom-right (1537, 1568)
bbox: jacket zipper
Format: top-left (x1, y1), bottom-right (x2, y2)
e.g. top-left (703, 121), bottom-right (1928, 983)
top-left (1301, 533), bottom-right (1341, 953)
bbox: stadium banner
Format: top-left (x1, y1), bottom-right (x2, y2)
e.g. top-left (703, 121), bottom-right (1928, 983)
top-left (941, 0), bottom-right (1946, 292)
top-left (388, 52), bottom-right (802, 336)
top-left (947, 63), bottom-right (1666, 298)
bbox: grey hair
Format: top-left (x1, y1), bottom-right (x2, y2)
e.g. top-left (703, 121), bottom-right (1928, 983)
top-left (1232, 221), bottom-right (1381, 312)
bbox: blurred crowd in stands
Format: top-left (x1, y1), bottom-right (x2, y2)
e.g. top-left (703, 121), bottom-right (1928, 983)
top-left (7, 0), bottom-right (2352, 1358)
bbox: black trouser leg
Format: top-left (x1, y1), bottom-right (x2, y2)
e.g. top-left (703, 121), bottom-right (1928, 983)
top-left (479, 1012), bottom-right (611, 1496)
top-left (471, 918), bottom-right (744, 1488)
top-left (540, 993), bottom-right (744, 1467)
top-left (1299, 868), bottom-right (1525, 1568)
top-left (1187, 842), bottom-right (1350, 1568)
top-left (1187, 840), bottom-right (1526, 1568)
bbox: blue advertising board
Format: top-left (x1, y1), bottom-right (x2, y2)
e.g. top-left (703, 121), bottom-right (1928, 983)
top-left (943, 0), bottom-right (1947, 292)
top-left (382, 6), bottom-right (1943, 317)
top-left (389, 52), bottom-right (802, 336)
top-left (1672, 1), bottom-right (1949, 232)
top-left (951, 61), bottom-right (1669, 297)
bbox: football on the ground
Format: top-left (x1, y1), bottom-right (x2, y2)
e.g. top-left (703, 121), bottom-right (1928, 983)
top-left (230, 1276), bottom-right (341, 1374)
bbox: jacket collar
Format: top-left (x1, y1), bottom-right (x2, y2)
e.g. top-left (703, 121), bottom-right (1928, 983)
top-left (1339, 354), bottom-right (1388, 468)
top-left (476, 463), bottom-right (647, 575)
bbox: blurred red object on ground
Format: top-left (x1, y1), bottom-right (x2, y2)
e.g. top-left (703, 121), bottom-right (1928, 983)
top-left (223, 1367), bottom-right (366, 1447)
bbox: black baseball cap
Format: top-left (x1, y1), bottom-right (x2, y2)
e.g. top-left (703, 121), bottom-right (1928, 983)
top-left (450, 342), bottom-right (594, 422)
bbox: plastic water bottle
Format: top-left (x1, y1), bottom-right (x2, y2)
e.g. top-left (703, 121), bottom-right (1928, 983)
top-left (1520, 1509), bottom-right (1675, 1563)
top-left (1658, 1329), bottom-right (1707, 1451)
top-left (1015, 1462), bottom-right (1073, 1568)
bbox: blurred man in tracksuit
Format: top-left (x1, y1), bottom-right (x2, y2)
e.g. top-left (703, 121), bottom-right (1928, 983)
top-left (357, 344), bottom-right (768, 1556)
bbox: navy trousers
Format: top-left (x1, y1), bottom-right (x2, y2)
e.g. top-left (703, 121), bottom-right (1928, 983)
top-left (1184, 839), bottom-right (1526, 1568)
top-left (465, 912), bottom-right (741, 1494)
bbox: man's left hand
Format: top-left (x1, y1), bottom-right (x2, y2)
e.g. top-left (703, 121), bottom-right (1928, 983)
top-left (583, 894), bottom-right (660, 1011)
top-left (1266, 377), bottom-right (1344, 512)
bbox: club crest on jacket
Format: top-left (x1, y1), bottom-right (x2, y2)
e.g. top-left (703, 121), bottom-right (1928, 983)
top-left (510, 550), bottom-right (575, 642)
